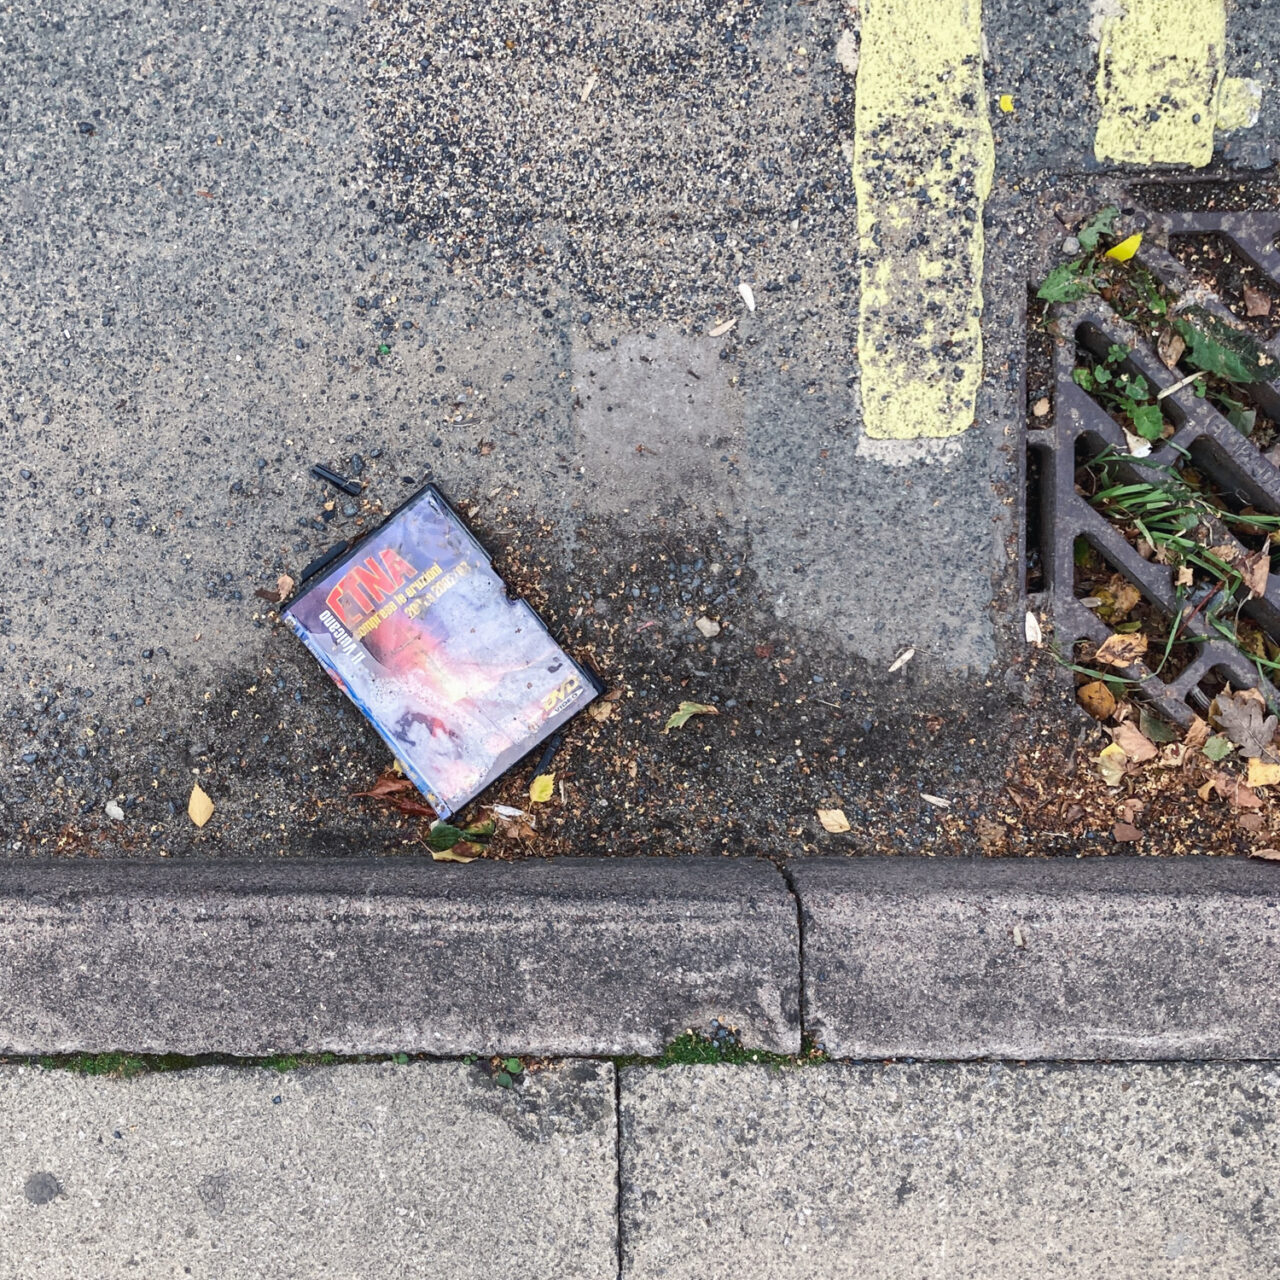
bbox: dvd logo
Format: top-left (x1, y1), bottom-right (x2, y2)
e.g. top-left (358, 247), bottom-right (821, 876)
top-left (542, 674), bottom-right (581, 713)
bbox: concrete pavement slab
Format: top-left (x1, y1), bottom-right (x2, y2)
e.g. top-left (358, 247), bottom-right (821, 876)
top-left (620, 1061), bottom-right (1280, 1279)
top-left (0, 1059), bottom-right (617, 1279)
top-left (794, 855), bottom-right (1280, 1061)
top-left (0, 856), bottom-right (799, 1056)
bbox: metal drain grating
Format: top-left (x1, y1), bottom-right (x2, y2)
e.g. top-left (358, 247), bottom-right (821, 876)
top-left (1031, 206), bottom-right (1280, 727)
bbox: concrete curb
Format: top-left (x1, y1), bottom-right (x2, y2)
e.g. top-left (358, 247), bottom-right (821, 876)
top-left (794, 857), bottom-right (1280, 1060)
top-left (3, 855), bottom-right (1278, 1060)
top-left (0, 858), bottom-right (800, 1057)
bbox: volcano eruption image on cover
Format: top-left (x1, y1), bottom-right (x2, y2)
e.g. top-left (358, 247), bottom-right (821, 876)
top-left (284, 485), bottom-right (600, 818)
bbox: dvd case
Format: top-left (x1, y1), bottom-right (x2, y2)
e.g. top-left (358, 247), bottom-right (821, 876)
top-left (283, 484), bottom-right (600, 818)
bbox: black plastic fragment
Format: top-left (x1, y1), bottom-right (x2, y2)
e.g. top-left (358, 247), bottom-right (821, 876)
top-left (311, 464), bottom-right (363, 497)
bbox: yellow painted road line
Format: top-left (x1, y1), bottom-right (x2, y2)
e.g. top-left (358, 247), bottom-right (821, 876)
top-left (853, 0), bottom-right (993, 440)
top-left (1093, 0), bottom-right (1229, 166)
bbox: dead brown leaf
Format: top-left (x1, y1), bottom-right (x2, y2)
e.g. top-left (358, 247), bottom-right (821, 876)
top-left (1157, 327), bottom-right (1186, 369)
top-left (1184, 716), bottom-right (1210, 749)
top-left (817, 808), bottom-right (851, 834)
top-left (277, 574), bottom-right (295, 600)
top-left (431, 844), bottom-right (478, 863)
top-left (1176, 565), bottom-right (1194, 588)
top-left (353, 771), bottom-right (435, 817)
top-left (588, 700), bottom-right (615, 723)
top-left (188, 783), bottom-right (215, 828)
top-left (1111, 722), bottom-right (1157, 763)
top-left (353, 772), bottom-right (416, 800)
top-left (1241, 540), bottom-right (1271, 600)
top-left (1105, 575), bottom-right (1142, 622)
top-left (1244, 284), bottom-right (1273, 318)
top-left (1209, 770), bottom-right (1264, 810)
top-left (1238, 812), bottom-right (1266, 833)
top-left (1112, 821), bottom-right (1143, 842)
top-left (1094, 632), bottom-right (1148, 668)
top-left (1077, 680), bottom-right (1117, 721)
top-left (387, 794), bottom-right (436, 817)
top-left (1250, 847), bottom-right (1280, 860)
top-left (1210, 688), bottom-right (1280, 761)
top-left (1118, 798), bottom-right (1145, 824)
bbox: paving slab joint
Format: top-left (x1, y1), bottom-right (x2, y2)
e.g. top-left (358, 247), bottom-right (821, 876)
top-left (771, 857), bottom-right (810, 1045)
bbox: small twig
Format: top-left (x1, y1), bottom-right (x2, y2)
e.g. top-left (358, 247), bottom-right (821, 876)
top-left (1172, 582), bottom-right (1224, 643)
top-left (1156, 370), bottom-right (1202, 402)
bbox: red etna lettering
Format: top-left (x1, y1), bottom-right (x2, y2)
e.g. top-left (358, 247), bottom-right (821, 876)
top-left (324, 548), bottom-right (418, 627)
top-left (352, 557), bottom-right (396, 606)
top-left (325, 579), bottom-right (371, 626)
top-left (380, 548), bottom-right (417, 589)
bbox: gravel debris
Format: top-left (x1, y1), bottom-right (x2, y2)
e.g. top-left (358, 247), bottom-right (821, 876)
top-left (357, 0), bottom-right (854, 323)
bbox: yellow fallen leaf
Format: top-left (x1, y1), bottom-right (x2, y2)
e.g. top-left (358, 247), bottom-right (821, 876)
top-left (529, 772), bottom-right (555, 804)
top-left (1106, 233), bottom-right (1142, 262)
top-left (1077, 680), bottom-right (1117, 721)
top-left (663, 701), bottom-right (718, 733)
top-left (998, 93), bottom-right (1014, 113)
top-left (430, 846), bottom-right (476, 863)
top-left (1096, 742), bottom-right (1128, 787)
top-left (817, 808), bottom-right (851, 833)
top-left (1248, 758), bottom-right (1280, 788)
top-left (188, 783), bottom-right (214, 828)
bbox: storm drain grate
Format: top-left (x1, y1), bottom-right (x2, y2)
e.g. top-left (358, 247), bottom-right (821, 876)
top-left (1030, 206), bottom-right (1280, 726)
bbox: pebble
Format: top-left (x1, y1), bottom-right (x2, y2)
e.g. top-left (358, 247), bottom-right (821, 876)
top-left (105, 800), bottom-right (125, 821)
top-left (1062, 236), bottom-right (1080, 255)
top-left (695, 617), bottom-right (721, 639)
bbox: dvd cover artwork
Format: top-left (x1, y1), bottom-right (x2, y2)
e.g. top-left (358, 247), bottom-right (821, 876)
top-left (283, 485), bottom-right (599, 819)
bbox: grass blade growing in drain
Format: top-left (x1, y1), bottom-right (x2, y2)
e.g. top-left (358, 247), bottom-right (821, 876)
top-left (1080, 452), bottom-right (1280, 695)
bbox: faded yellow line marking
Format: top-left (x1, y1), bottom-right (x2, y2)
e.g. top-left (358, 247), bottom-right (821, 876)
top-left (1093, 0), bottom-right (1245, 166)
top-left (853, 0), bottom-right (993, 440)
top-left (1217, 75), bottom-right (1264, 132)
